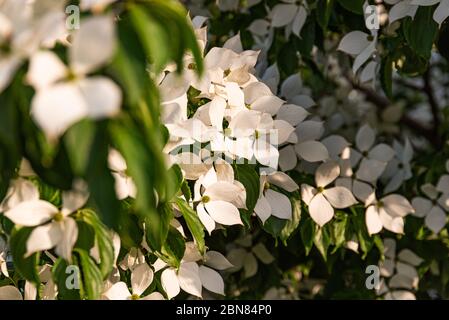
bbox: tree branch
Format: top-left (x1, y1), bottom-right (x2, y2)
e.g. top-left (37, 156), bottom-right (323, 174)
top-left (346, 76), bottom-right (441, 148)
top-left (423, 68), bottom-right (441, 140)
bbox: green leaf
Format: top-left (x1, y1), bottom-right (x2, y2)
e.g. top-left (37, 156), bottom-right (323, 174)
top-left (74, 248), bottom-right (103, 300)
top-left (381, 56), bottom-right (393, 99)
top-left (277, 43), bottom-right (299, 77)
top-left (337, 0), bottom-right (364, 14)
top-left (402, 6), bottom-right (438, 59)
top-left (263, 216), bottom-right (287, 239)
top-left (64, 119), bottom-right (96, 176)
top-left (301, 217), bottom-right (316, 256)
top-left (314, 225), bottom-right (331, 261)
top-left (52, 258), bottom-right (82, 300)
top-left (161, 226), bottom-right (186, 268)
top-left (181, 180), bottom-right (192, 202)
top-left (0, 86), bottom-right (20, 201)
top-left (233, 164), bottom-right (260, 227)
top-left (280, 198), bottom-right (301, 244)
top-left (80, 209), bottom-right (115, 279)
top-left (437, 21), bottom-right (449, 61)
top-left (129, 4), bottom-right (170, 73)
top-left (330, 213), bottom-right (348, 253)
top-left (351, 207), bottom-right (373, 259)
top-left (316, 0), bottom-right (335, 32)
top-left (164, 164), bottom-right (183, 202)
top-left (175, 198), bottom-right (206, 255)
top-left (109, 119), bottom-right (167, 250)
top-left (85, 124), bottom-right (121, 231)
top-left (145, 203), bottom-right (173, 254)
top-left (9, 227), bottom-right (40, 284)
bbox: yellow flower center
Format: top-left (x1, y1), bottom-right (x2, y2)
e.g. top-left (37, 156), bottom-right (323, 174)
top-left (131, 294), bottom-right (140, 300)
top-left (317, 186), bottom-right (325, 193)
top-left (53, 212), bottom-right (64, 222)
top-left (201, 195), bottom-right (211, 203)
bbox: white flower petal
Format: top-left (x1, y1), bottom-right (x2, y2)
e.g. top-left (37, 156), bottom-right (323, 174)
top-left (104, 282), bottom-right (131, 300)
top-left (397, 249), bottom-right (423, 266)
top-left (243, 252), bottom-right (258, 278)
top-left (70, 15), bottom-right (116, 75)
top-left (295, 141), bottom-right (329, 163)
top-left (321, 135), bottom-right (350, 160)
top-left (251, 95), bottom-right (284, 115)
top-left (356, 124), bottom-right (376, 152)
top-left (205, 201), bottom-right (243, 226)
top-left (26, 222), bottom-right (63, 257)
top-left (5, 200), bottom-right (58, 226)
top-left (315, 161), bottom-right (340, 188)
top-left (276, 104), bottom-right (309, 126)
top-left (0, 286), bottom-right (23, 300)
top-left (178, 262), bottom-right (202, 298)
top-left (433, 0), bottom-right (449, 25)
top-left (31, 83), bottom-right (88, 139)
top-left (411, 197), bottom-right (432, 218)
top-left (292, 6), bottom-right (307, 36)
top-left (383, 194), bottom-right (414, 217)
top-left (131, 263), bottom-right (154, 296)
top-left (425, 206), bottom-right (447, 234)
top-left (254, 196), bottom-right (272, 224)
top-left (356, 158), bottom-right (387, 182)
top-left (161, 268), bottom-right (180, 299)
top-left (308, 193), bottom-right (334, 227)
top-left (198, 266), bottom-right (225, 295)
top-left (379, 208), bottom-right (404, 234)
top-left (279, 145), bottom-right (297, 171)
top-left (301, 184), bottom-right (316, 206)
top-left (55, 218), bottom-right (78, 261)
top-left (197, 203), bottom-right (216, 235)
top-left (323, 186), bottom-right (357, 209)
top-left (271, 4), bottom-right (298, 27)
top-left (368, 143), bottom-right (396, 162)
top-left (366, 205), bottom-right (383, 235)
top-left (264, 189), bottom-right (292, 220)
top-left (267, 171), bottom-right (299, 192)
top-left (79, 77), bottom-right (121, 119)
top-left (338, 31), bottom-right (370, 55)
top-left (205, 251), bottom-right (233, 270)
top-left (27, 51), bottom-right (67, 90)
top-left (141, 292), bottom-right (165, 300)
top-left (209, 96), bottom-right (226, 129)
top-left (253, 138), bottom-right (279, 168)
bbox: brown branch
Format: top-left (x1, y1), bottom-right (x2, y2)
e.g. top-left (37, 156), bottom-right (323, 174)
top-left (423, 68), bottom-right (441, 141)
top-left (346, 76), bottom-right (441, 148)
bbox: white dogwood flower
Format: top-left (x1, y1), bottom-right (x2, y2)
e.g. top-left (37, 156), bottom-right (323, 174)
top-left (412, 183), bottom-right (447, 233)
top-left (254, 171), bottom-right (299, 223)
top-left (0, 0), bottom-right (65, 92)
top-left (270, 0), bottom-right (309, 37)
top-left (159, 244), bottom-right (231, 299)
top-left (377, 238), bottom-right (422, 300)
top-left (26, 16), bottom-right (121, 139)
top-left (365, 194), bottom-right (414, 235)
top-left (301, 161), bottom-right (357, 226)
top-left (104, 263), bottom-right (164, 300)
top-left (350, 124), bottom-right (396, 183)
top-left (227, 238), bottom-right (274, 278)
top-left (194, 166), bottom-right (245, 234)
top-left (338, 29), bottom-right (378, 82)
top-left (382, 139), bottom-right (413, 193)
top-left (4, 187), bottom-right (88, 261)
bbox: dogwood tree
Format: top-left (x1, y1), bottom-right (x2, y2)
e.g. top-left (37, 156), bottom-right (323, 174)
top-left (0, 0), bottom-right (448, 300)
